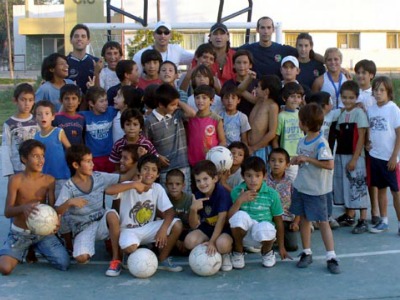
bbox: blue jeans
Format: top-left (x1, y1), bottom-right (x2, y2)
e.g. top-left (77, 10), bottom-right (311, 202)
top-left (0, 225), bottom-right (70, 271)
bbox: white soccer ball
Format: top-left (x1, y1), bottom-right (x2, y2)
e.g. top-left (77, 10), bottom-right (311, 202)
top-left (127, 248), bottom-right (158, 278)
top-left (26, 204), bottom-right (58, 236)
top-left (189, 244), bottom-right (222, 276)
top-left (206, 146), bottom-right (233, 172)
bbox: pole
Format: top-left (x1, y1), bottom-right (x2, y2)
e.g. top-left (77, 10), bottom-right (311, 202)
top-left (5, 0), bottom-right (14, 79)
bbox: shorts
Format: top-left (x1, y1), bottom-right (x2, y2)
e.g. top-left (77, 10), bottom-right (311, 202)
top-left (253, 145), bottom-right (272, 163)
top-left (290, 188), bottom-right (329, 222)
top-left (197, 222), bottom-right (231, 239)
top-left (370, 156), bottom-right (400, 191)
top-left (0, 224), bottom-right (70, 271)
top-left (93, 156), bottom-right (115, 173)
top-left (229, 211), bottom-right (276, 247)
top-left (73, 209), bottom-right (118, 258)
top-left (119, 218), bottom-right (180, 250)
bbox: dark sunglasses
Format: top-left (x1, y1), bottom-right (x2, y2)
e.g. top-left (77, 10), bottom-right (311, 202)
top-left (156, 29), bottom-right (170, 35)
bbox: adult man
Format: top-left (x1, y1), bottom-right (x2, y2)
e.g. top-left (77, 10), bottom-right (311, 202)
top-left (133, 21), bottom-right (193, 76)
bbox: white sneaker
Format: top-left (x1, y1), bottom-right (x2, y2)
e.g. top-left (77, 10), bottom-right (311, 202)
top-left (262, 250), bottom-right (276, 268)
top-left (231, 252), bottom-right (245, 269)
top-left (221, 254), bottom-right (233, 271)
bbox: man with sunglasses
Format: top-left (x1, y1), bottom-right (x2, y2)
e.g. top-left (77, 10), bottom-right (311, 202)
top-left (133, 21), bottom-right (193, 76)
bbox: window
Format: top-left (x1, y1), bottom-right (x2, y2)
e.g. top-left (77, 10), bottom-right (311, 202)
top-left (285, 32), bottom-right (303, 47)
top-left (337, 33), bottom-right (360, 49)
top-left (42, 38), bottom-right (64, 60)
top-left (387, 32), bottom-right (400, 49)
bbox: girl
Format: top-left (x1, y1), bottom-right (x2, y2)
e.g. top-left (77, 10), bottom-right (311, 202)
top-left (295, 33), bottom-right (326, 89)
top-left (35, 53), bottom-right (75, 112)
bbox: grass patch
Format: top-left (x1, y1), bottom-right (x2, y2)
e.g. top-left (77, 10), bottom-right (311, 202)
top-left (0, 78), bottom-right (35, 85)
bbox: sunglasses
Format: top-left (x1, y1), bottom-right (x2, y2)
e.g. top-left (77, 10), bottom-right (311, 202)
top-left (156, 29), bottom-right (170, 35)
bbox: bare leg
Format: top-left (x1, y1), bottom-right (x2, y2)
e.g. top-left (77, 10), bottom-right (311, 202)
top-left (300, 217), bottom-right (312, 250)
top-left (378, 188), bottom-right (388, 217)
top-left (319, 221), bottom-right (334, 252)
top-left (106, 212), bottom-right (121, 261)
top-left (158, 221), bottom-right (182, 262)
top-left (0, 255), bottom-right (19, 275)
top-left (261, 240), bottom-right (274, 255)
top-left (369, 186), bottom-right (379, 217)
top-left (215, 233), bottom-right (233, 255)
top-left (391, 191), bottom-right (400, 221)
top-left (231, 227), bottom-right (246, 253)
top-left (184, 229), bottom-right (208, 250)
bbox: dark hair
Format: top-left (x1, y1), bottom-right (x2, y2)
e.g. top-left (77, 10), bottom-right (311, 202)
top-left (86, 86), bottom-right (106, 104)
top-left (143, 84), bottom-right (160, 109)
top-left (282, 82), bottom-right (304, 100)
top-left (101, 41), bottom-right (123, 57)
top-left (141, 49), bottom-right (162, 68)
top-left (372, 76), bottom-right (394, 100)
top-left (340, 80), bottom-right (360, 98)
top-left (258, 75), bottom-right (281, 101)
top-left (116, 60), bottom-right (136, 82)
top-left (14, 83), bottom-right (34, 99)
top-left (120, 108), bottom-right (144, 130)
top-left (193, 160), bottom-right (218, 178)
top-left (269, 148), bottom-right (290, 163)
top-left (60, 84), bottom-right (81, 101)
top-left (307, 91), bottom-right (331, 107)
top-left (299, 103), bottom-right (324, 132)
top-left (232, 49), bottom-right (254, 66)
top-left (119, 85), bottom-right (143, 111)
top-left (70, 23), bottom-right (90, 40)
top-left (228, 141), bottom-right (250, 160)
top-left (121, 144), bottom-right (140, 164)
top-left (155, 83), bottom-right (180, 107)
top-left (19, 139), bottom-right (45, 163)
top-left (257, 16), bottom-right (274, 30)
top-left (166, 168), bottom-right (185, 182)
top-left (241, 156), bottom-right (266, 176)
top-left (66, 144), bottom-right (92, 176)
top-left (34, 100), bottom-right (56, 115)
top-left (137, 154), bottom-right (161, 174)
top-left (41, 53), bottom-right (68, 81)
top-left (160, 60), bottom-right (178, 74)
top-left (296, 33), bottom-right (315, 60)
top-left (194, 84), bottom-right (215, 100)
top-left (195, 43), bottom-right (216, 60)
top-left (354, 59), bottom-right (377, 78)
top-left (220, 83), bottom-right (240, 99)
top-left (191, 65), bottom-right (214, 89)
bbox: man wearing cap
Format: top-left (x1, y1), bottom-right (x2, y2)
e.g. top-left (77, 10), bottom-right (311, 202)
top-left (133, 21), bottom-right (194, 76)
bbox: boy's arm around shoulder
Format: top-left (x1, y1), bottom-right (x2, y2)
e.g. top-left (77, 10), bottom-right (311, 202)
top-left (178, 100), bottom-right (196, 118)
top-left (105, 180), bottom-right (150, 195)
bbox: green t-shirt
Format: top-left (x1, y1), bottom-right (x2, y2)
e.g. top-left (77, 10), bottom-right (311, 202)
top-left (276, 110), bottom-right (304, 157)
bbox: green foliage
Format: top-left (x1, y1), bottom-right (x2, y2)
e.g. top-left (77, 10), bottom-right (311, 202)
top-left (126, 30), bottom-right (183, 59)
top-left (0, 0), bottom-right (24, 44)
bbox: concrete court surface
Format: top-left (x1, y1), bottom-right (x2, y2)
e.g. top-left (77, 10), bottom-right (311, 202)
top-left (0, 171), bottom-right (400, 300)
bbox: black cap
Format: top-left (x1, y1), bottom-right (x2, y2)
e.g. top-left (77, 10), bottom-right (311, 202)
top-left (210, 22), bottom-right (228, 34)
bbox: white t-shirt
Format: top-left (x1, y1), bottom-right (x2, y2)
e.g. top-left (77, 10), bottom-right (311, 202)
top-left (112, 111), bottom-right (124, 143)
top-left (99, 67), bottom-right (120, 92)
top-left (321, 109), bottom-right (341, 140)
top-left (357, 88), bottom-right (376, 109)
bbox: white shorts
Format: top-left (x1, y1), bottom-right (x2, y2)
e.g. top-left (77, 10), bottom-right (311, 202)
top-left (119, 218), bottom-right (180, 250)
top-left (73, 209), bottom-right (118, 258)
top-left (229, 211), bottom-right (276, 247)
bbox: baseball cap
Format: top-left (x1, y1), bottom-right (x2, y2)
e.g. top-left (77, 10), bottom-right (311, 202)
top-left (154, 21), bottom-right (172, 31)
top-left (281, 56), bottom-right (299, 68)
top-left (210, 22), bottom-right (228, 34)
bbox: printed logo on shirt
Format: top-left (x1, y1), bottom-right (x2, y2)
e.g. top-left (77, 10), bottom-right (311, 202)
top-left (129, 200), bottom-right (155, 226)
top-left (274, 54), bottom-right (282, 62)
top-left (86, 120), bottom-right (112, 140)
top-left (369, 116), bottom-right (388, 131)
top-left (313, 69), bottom-right (320, 77)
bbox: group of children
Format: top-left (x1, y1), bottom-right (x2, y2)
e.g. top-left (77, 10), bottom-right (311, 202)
top-left (1, 23), bottom-right (400, 279)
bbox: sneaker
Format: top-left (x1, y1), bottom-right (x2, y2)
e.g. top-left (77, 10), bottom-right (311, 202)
top-left (371, 216), bottom-right (381, 225)
top-left (231, 252), bottom-right (245, 269)
top-left (221, 254), bottom-right (233, 271)
top-left (105, 259), bottom-right (121, 277)
top-left (327, 258), bottom-right (341, 274)
top-left (296, 252), bottom-right (312, 268)
top-left (262, 250), bottom-right (276, 268)
top-left (157, 257), bottom-right (183, 272)
top-left (244, 246), bottom-right (261, 253)
top-left (369, 221), bottom-right (389, 233)
top-left (336, 213), bottom-right (355, 226)
top-left (352, 219), bottom-right (368, 234)
top-left (329, 216), bottom-right (340, 230)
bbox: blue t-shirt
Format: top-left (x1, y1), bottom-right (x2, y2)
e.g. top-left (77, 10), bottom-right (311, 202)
top-left (297, 59), bottom-right (326, 89)
top-left (35, 80), bottom-right (75, 112)
top-left (53, 112), bottom-right (85, 145)
top-left (67, 53), bottom-right (99, 94)
top-left (79, 107), bottom-right (117, 157)
top-left (194, 183), bottom-right (232, 226)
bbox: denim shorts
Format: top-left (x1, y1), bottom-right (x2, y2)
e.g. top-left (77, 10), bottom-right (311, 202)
top-left (0, 224), bottom-right (70, 271)
top-left (290, 189), bottom-right (329, 222)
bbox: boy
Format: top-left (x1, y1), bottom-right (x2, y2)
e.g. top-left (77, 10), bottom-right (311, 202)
top-left (79, 86), bottom-right (117, 173)
top-left (105, 154), bottom-right (183, 272)
top-left (55, 144), bottom-right (135, 276)
top-left (184, 160), bottom-right (233, 272)
top-left (0, 140), bottom-right (70, 275)
top-left (95, 41), bottom-right (123, 92)
top-left (272, 82), bottom-right (305, 181)
top-left (290, 103), bottom-right (340, 274)
top-left (138, 49), bottom-right (163, 90)
top-left (267, 148), bottom-right (300, 252)
top-left (144, 84), bottom-right (196, 193)
top-left (53, 84), bottom-right (85, 145)
top-left (229, 156), bottom-right (289, 269)
top-left (219, 83), bottom-right (251, 146)
top-left (2, 83), bottom-right (39, 177)
top-left (165, 169), bottom-right (193, 254)
top-left (159, 60), bottom-right (188, 103)
top-left (247, 75), bottom-right (281, 161)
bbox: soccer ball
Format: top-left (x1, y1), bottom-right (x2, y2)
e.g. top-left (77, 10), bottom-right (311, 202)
top-left (189, 244), bottom-right (222, 276)
top-left (206, 146), bottom-right (233, 172)
top-left (26, 204), bottom-right (58, 236)
top-left (127, 248), bottom-right (158, 278)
